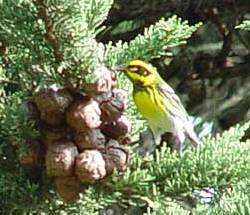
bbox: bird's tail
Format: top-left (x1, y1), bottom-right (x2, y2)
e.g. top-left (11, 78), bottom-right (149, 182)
top-left (185, 127), bottom-right (201, 147)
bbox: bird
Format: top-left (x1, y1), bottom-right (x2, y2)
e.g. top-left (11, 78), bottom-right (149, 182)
top-left (120, 59), bottom-right (200, 153)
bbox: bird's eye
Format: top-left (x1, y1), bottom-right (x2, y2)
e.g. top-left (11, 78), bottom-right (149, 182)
top-left (143, 70), bottom-right (150, 76)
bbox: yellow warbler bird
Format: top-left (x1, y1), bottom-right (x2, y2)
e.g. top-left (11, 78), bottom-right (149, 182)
top-left (120, 60), bottom-right (200, 152)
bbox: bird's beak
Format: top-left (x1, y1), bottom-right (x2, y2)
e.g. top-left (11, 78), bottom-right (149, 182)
top-left (112, 64), bottom-right (126, 72)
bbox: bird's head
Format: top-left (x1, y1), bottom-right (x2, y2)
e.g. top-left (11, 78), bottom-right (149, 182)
top-left (120, 60), bottom-right (159, 87)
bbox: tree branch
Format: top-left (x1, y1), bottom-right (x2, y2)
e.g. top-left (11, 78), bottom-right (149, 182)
top-left (35, 0), bottom-right (63, 62)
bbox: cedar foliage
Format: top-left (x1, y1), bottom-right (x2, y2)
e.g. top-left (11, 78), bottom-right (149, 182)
top-left (0, 1), bottom-right (249, 214)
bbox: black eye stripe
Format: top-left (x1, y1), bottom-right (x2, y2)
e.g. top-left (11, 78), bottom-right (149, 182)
top-left (129, 66), bottom-right (150, 76)
top-left (139, 68), bottom-right (150, 76)
top-left (134, 69), bottom-right (142, 75)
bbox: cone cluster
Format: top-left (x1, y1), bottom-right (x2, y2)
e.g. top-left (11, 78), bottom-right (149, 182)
top-left (17, 66), bottom-right (131, 202)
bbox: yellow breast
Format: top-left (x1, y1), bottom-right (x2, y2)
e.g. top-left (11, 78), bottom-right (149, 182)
top-left (133, 89), bottom-right (164, 121)
top-left (133, 89), bottom-right (174, 134)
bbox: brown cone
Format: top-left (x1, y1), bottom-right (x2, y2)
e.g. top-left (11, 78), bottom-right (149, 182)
top-left (75, 150), bottom-right (106, 183)
top-left (93, 91), bottom-right (112, 104)
top-left (34, 87), bottom-right (73, 126)
top-left (66, 99), bottom-right (102, 131)
top-left (46, 141), bottom-right (78, 177)
top-left (74, 129), bottom-right (105, 151)
top-left (41, 126), bottom-right (68, 148)
top-left (54, 176), bottom-right (82, 203)
top-left (106, 140), bottom-right (129, 172)
top-left (101, 116), bottom-right (131, 139)
top-left (100, 89), bottom-right (127, 122)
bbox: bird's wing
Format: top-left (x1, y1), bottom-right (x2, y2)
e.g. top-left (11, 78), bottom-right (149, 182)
top-left (158, 83), bottom-right (189, 122)
top-left (158, 83), bottom-right (200, 146)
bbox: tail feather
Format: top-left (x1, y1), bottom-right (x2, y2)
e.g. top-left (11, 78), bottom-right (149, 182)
top-left (185, 127), bottom-right (201, 147)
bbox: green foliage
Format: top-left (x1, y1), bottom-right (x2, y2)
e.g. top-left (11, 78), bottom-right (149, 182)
top-left (1, 0), bottom-right (249, 214)
top-left (105, 15), bottom-right (202, 67)
top-left (104, 121), bottom-right (250, 213)
top-left (43, 188), bottom-right (122, 215)
top-left (0, 0), bottom-right (51, 90)
top-left (0, 0), bottom-right (113, 90)
top-left (0, 169), bottom-right (41, 214)
top-left (196, 178), bottom-right (250, 214)
top-left (1, 121), bottom-right (247, 214)
top-left (0, 92), bottom-right (39, 148)
top-left (236, 20), bottom-right (250, 31)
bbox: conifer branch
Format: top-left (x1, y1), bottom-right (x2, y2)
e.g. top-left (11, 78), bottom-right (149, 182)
top-left (1, 1), bottom-right (250, 214)
top-left (236, 20), bottom-right (250, 31)
top-left (0, 40), bottom-right (9, 66)
top-left (35, 0), bottom-right (63, 62)
top-left (105, 16), bottom-right (202, 67)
